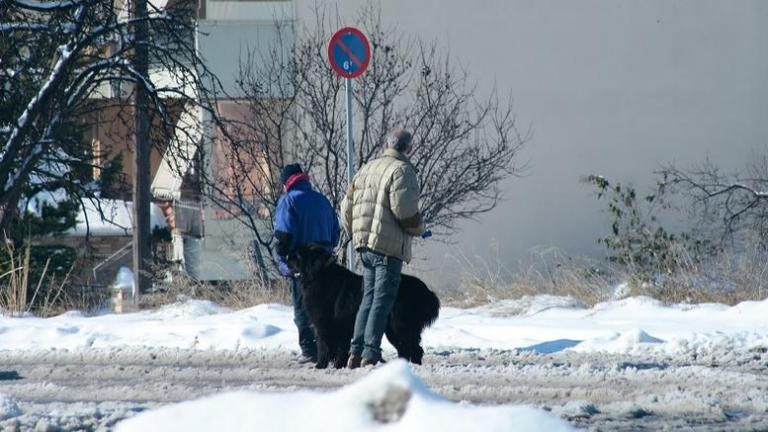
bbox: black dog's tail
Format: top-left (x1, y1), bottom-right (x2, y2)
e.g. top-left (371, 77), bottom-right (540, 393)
top-left (420, 282), bottom-right (440, 328)
top-left (397, 274), bottom-right (440, 330)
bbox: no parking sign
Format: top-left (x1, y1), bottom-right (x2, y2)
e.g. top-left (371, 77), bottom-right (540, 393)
top-left (328, 27), bottom-right (370, 270)
top-left (328, 27), bottom-right (371, 79)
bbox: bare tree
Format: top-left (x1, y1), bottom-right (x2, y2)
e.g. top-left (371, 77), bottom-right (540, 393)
top-left (585, 155), bottom-right (768, 300)
top-left (205, 4), bottom-right (529, 261)
top-left (584, 149), bottom-right (768, 281)
top-left (658, 152), bottom-right (768, 250)
top-left (0, 0), bottom-right (218, 241)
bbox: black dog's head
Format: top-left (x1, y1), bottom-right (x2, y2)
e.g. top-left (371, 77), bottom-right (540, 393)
top-left (287, 243), bottom-right (337, 280)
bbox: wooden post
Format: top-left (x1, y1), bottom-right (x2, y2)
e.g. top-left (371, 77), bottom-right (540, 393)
top-left (132, 0), bottom-right (151, 299)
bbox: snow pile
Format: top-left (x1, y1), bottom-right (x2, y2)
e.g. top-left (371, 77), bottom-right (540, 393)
top-left (0, 395), bottom-right (22, 420)
top-left (428, 295), bottom-right (768, 355)
top-left (0, 300), bottom-right (293, 351)
top-left (1, 296), bottom-right (767, 356)
top-left (571, 329), bottom-right (664, 353)
top-left (115, 360), bottom-right (573, 432)
top-left (149, 299), bottom-right (231, 319)
top-left (474, 295), bottom-right (586, 317)
top-left (612, 282), bottom-right (631, 299)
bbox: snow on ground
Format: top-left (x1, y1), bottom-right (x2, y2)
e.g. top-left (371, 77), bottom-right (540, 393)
top-left (1, 295), bottom-right (767, 357)
top-left (0, 394), bottom-right (22, 420)
top-left (1, 295), bottom-right (767, 430)
top-left (114, 360), bottom-right (573, 432)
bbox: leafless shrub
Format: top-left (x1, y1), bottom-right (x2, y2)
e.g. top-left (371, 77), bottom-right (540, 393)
top-left (206, 3), bottom-right (528, 264)
top-left (38, 280), bottom-right (110, 317)
top-left (140, 270), bottom-right (291, 310)
top-left (658, 153), bottom-right (768, 251)
top-left (0, 240), bottom-right (106, 316)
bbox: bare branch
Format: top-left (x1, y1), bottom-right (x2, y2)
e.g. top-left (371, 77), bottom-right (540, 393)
top-left (204, 2), bottom-right (527, 261)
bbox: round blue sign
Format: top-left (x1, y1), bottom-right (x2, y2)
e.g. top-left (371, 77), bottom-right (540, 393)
top-left (328, 27), bottom-right (371, 79)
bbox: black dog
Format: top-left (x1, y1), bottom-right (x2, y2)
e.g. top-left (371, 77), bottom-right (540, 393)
top-left (288, 244), bottom-right (440, 369)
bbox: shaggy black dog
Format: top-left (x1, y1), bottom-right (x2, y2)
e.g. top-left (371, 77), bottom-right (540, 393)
top-left (288, 244), bottom-right (440, 369)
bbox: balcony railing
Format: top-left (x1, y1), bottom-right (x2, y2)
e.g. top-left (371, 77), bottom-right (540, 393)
top-left (174, 199), bottom-right (204, 237)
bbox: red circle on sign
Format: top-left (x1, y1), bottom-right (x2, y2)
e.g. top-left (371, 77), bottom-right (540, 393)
top-left (328, 27), bottom-right (371, 79)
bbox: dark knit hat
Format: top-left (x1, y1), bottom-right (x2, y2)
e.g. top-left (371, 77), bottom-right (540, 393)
top-left (279, 163), bottom-right (303, 185)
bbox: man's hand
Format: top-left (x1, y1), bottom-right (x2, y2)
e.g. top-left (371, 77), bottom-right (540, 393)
top-left (278, 261), bottom-right (293, 277)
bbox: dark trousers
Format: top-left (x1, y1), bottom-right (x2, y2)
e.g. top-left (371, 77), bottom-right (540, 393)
top-left (291, 277), bottom-right (316, 357)
top-left (350, 249), bottom-right (402, 361)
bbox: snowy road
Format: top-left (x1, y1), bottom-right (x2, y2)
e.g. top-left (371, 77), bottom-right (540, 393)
top-left (1, 297), bottom-right (767, 430)
top-left (2, 346), bottom-right (767, 431)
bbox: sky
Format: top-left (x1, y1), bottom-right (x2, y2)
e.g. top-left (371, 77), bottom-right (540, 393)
top-left (292, 0), bottom-right (768, 281)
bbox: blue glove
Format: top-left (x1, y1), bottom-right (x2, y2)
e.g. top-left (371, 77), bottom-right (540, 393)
top-left (421, 229), bottom-right (432, 239)
top-left (278, 261), bottom-right (293, 277)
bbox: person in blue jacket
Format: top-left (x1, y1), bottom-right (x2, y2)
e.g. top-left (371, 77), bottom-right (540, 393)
top-left (272, 163), bottom-right (340, 363)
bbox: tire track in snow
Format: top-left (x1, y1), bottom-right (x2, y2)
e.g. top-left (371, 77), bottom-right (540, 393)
top-left (1, 347), bottom-right (767, 431)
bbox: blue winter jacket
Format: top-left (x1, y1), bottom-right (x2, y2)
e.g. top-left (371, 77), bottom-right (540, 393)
top-left (273, 180), bottom-right (340, 275)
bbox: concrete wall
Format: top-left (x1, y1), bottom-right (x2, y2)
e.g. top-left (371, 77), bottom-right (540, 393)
top-left (294, 0), bottom-right (768, 282)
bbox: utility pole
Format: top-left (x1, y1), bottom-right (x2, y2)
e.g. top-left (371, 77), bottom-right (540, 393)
top-left (132, 0), bottom-right (151, 299)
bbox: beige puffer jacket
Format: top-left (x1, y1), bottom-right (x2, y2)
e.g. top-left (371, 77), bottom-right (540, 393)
top-left (341, 149), bottom-right (425, 263)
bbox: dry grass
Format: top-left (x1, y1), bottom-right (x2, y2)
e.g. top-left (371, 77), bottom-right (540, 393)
top-left (604, 239), bottom-right (768, 305)
top-left (36, 281), bottom-right (110, 317)
top-left (1, 240), bottom-right (290, 316)
top-left (0, 241), bottom-right (31, 315)
top-left (0, 242), bottom-right (108, 317)
top-left (6, 239), bottom-right (766, 316)
top-left (139, 270), bottom-right (292, 311)
top-left (440, 247), bottom-right (614, 307)
top-left (440, 245), bottom-right (768, 308)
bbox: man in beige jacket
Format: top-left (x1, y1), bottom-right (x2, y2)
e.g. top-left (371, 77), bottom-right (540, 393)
top-left (342, 128), bottom-right (426, 368)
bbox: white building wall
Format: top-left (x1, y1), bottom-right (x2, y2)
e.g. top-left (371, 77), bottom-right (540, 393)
top-left (294, 0), bottom-right (768, 282)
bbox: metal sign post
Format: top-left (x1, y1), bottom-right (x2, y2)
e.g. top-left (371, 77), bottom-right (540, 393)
top-left (328, 27), bottom-right (371, 271)
top-left (344, 78), bottom-right (355, 271)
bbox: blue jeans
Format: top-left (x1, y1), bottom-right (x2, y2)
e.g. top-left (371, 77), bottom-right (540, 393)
top-left (350, 249), bottom-right (402, 361)
top-left (291, 278), bottom-right (316, 357)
